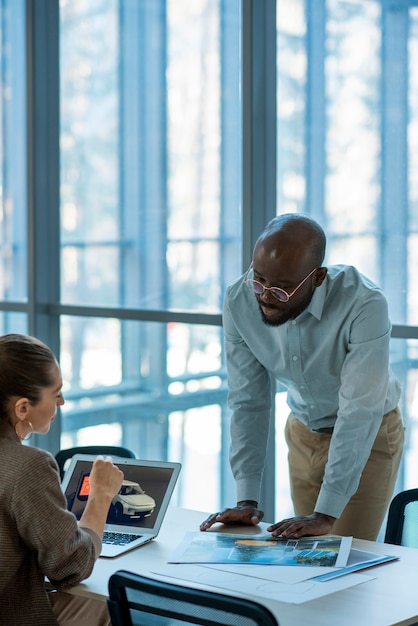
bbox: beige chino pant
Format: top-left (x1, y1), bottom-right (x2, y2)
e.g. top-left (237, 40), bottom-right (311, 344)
top-left (284, 406), bottom-right (405, 540)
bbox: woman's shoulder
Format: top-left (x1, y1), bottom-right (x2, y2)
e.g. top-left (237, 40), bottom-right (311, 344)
top-left (19, 445), bottom-right (57, 475)
top-left (1, 438), bottom-right (57, 473)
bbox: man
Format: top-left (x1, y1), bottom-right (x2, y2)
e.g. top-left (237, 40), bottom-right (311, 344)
top-left (201, 214), bottom-right (404, 541)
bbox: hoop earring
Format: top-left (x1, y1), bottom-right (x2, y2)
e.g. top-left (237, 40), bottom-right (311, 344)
top-left (15, 420), bottom-right (34, 442)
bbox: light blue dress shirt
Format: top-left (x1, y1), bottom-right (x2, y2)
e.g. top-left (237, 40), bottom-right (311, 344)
top-left (223, 265), bottom-right (401, 519)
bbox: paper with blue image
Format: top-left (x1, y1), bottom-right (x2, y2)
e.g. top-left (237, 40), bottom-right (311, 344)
top-left (168, 532), bottom-right (352, 567)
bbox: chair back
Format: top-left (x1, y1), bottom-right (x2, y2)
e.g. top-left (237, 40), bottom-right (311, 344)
top-left (108, 570), bottom-right (279, 626)
top-left (55, 445), bottom-right (135, 480)
top-left (384, 488), bottom-right (418, 547)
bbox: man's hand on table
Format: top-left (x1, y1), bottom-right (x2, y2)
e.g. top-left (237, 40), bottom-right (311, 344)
top-left (200, 501), bottom-right (264, 531)
top-left (200, 502), bottom-right (335, 538)
top-left (267, 512), bottom-right (336, 538)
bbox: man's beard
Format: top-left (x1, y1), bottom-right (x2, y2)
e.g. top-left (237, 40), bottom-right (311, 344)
top-left (259, 308), bottom-right (291, 326)
top-left (258, 291), bottom-right (314, 327)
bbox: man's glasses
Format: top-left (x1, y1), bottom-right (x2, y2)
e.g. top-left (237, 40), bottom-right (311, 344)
top-left (244, 264), bottom-right (318, 303)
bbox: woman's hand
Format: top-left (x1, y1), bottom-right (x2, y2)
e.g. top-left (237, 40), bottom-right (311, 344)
top-left (88, 456), bottom-right (124, 500)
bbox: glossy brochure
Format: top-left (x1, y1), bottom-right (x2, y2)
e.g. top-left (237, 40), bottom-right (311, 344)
top-left (168, 532), bottom-right (353, 567)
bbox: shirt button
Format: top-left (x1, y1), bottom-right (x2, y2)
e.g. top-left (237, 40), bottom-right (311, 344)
top-left (292, 356), bottom-right (298, 361)
top-left (310, 405), bottom-right (315, 409)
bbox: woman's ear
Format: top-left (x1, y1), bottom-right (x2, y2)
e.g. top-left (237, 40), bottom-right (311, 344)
top-left (13, 397), bottom-right (30, 421)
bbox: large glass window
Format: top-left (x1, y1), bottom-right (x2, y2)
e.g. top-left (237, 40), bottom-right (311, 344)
top-left (1, 0), bottom-right (418, 521)
top-left (60, 0), bottom-right (241, 312)
top-left (58, 0), bottom-right (241, 509)
top-left (276, 0), bottom-right (418, 522)
top-left (0, 0), bottom-right (26, 304)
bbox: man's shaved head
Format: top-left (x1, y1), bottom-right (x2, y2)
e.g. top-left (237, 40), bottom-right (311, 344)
top-left (256, 214), bottom-right (326, 268)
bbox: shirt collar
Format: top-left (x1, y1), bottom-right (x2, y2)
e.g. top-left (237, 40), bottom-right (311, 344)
top-left (303, 279), bottom-right (327, 321)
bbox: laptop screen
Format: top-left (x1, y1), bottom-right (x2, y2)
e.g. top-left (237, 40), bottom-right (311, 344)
top-left (61, 454), bottom-right (181, 531)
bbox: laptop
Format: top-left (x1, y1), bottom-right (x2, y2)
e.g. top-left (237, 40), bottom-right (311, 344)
top-left (61, 453), bottom-right (181, 558)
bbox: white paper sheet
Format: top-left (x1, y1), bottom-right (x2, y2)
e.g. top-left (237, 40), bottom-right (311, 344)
top-left (151, 563), bottom-right (374, 604)
top-left (197, 548), bottom-right (397, 584)
top-left (198, 563), bottom-right (343, 584)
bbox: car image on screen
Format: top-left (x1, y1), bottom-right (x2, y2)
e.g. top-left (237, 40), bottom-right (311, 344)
top-left (110, 480), bottom-right (156, 521)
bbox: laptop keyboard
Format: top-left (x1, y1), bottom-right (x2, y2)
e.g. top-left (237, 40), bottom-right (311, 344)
top-left (102, 531), bottom-right (142, 546)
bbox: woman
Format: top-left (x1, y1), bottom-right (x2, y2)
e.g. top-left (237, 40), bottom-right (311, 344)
top-left (0, 333), bottom-right (124, 625)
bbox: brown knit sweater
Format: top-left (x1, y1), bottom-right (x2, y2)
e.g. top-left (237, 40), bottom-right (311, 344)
top-left (0, 434), bottom-right (100, 625)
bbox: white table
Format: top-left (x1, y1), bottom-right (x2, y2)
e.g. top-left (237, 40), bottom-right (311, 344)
top-left (67, 506), bottom-right (418, 626)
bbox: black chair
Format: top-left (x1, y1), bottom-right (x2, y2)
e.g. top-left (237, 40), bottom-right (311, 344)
top-left (107, 570), bottom-right (279, 626)
top-left (384, 488), bottom-right (418, 547)
top-left (55, 445), bottom-right (136, 480)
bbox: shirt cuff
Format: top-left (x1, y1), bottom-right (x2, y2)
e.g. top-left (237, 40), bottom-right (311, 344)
top-left (236, 477), bottom-right (262, 505)
top-left (315, 488), bottom-right (348, 519)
